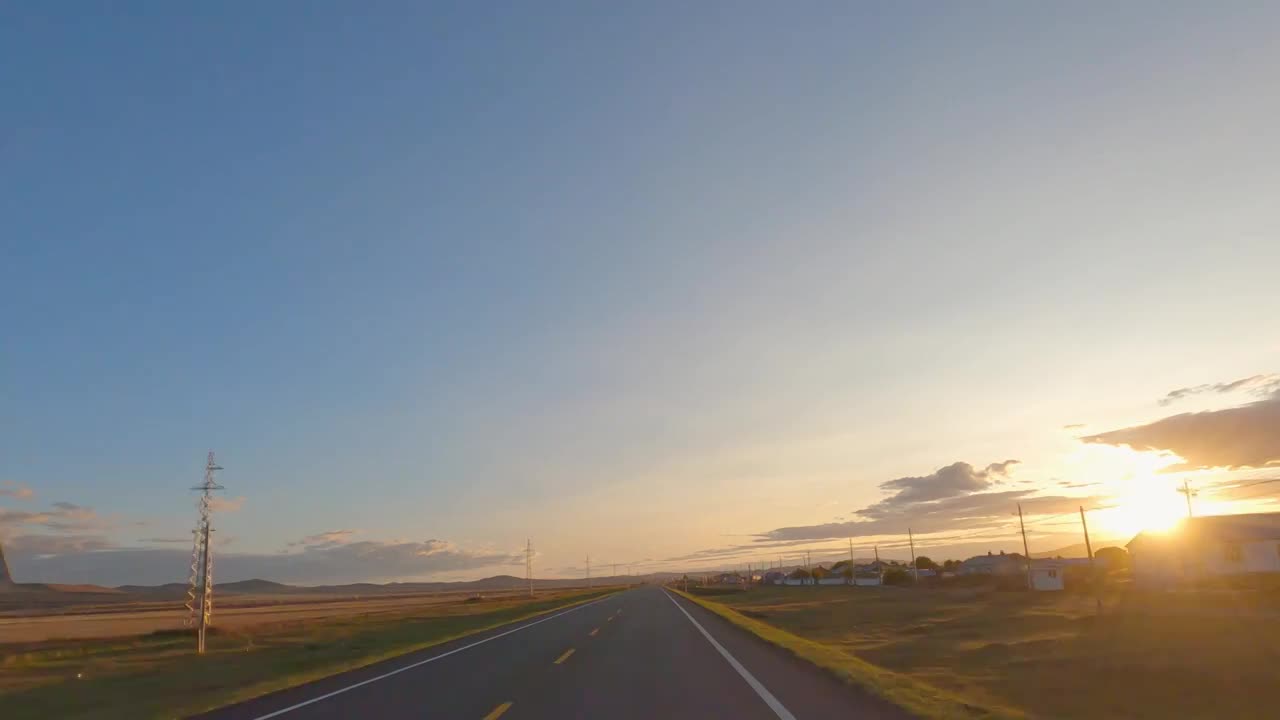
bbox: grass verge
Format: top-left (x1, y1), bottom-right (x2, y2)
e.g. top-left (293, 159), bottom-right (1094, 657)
top-left (673, 589), bottom-right (1022, 720)
top-left (1, 587), bottom-right (621, 719)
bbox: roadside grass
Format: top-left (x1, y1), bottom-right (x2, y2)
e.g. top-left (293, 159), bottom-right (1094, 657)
top-left (674, 589), bottom-right (1020, 720)
top-left (678, 585), bottom-right (1280, 720)
top-left (0, 587), bottom-right (620, 720)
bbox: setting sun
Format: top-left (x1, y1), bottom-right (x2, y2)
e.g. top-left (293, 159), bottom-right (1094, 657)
top-left (1098, 491), bottom-right (1186, 538)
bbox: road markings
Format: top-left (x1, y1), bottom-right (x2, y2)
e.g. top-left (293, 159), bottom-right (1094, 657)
top-left (246, 597), bottom-right (611, 719)
top-left (589, 628), bottom-right (599, 636)
top-left (482, 701), bottom-right (513, 720)
top-left (554, 648), bottom-right (576, 664)
top-left (665, 592), bottom-right (797, 720)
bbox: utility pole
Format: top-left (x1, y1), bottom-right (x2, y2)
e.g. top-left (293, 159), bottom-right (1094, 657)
top-left (186, 452), bottom-right (224, 654)
top-left (1178, 479), bottom-right (1197, 518)
top-left (613, 563), bottom-right (617, 580)
top-left (874, 545), bottom-right (883, 584)
top-left (908, 528), bottom-right (919, 585)
top-left (805, 551), bottom-right (812, 585)
top-left (525, 539), bottom-right (534, 598)
top-left (1017, 503), bottom-right (1033, 591)
top-left (586, 554), bottom-right (591, 589)
top-left (848, 538), bottom-right (855, 586)
top-left (1079, 506), bottom-right (1101, 613)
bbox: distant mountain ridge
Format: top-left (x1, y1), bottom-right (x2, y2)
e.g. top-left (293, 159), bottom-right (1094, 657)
top-left (110, 574), bottom-right (630, 596)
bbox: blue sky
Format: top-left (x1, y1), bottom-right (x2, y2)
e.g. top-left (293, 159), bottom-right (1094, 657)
top-left (4, 3), bottom-right (1280, 584)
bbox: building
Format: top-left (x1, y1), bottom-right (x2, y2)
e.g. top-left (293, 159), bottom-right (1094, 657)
top-left (1029, 560), bottom-right (1067, 591)
top-left (1128, 512), bottom-right (1280, 587)
top-left (958, 551), bottom-right (1026, 576)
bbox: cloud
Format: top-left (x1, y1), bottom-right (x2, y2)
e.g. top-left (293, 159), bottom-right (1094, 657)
top-left (0, 481), bottom-right (33, 500)
top-left (859, 460), bottom-right (1019, 516)
top-left (759, 488), bottom-right (1106, 543)
top-left (1084, 392), bottom-right (1280, 470)
top-left (289, 529), bottom-right (358, 549)
top-left (1062, 424), bottom-right (1086, 431)
top-left (1160, 373), bottom-right (1280, 406)
top-left (5, 536), bottom-right (524, 586)
top-left (137, 537), bottom-right (191, 544)
top-left (208, 496), bottom-right (246, 512)
top-left (0, 501), bottom-right (103, 534)
top-left (5, 533), bottom-right (114, 556)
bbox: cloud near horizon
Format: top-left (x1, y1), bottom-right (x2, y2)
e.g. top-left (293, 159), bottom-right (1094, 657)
top-left (0, 481), bottom-right (34, 500)
top-left (665, 460), bottom-right (1105, 565)
top-left (7, 536), bottom-right (525, 586)
top-left (860, 460), bottom-right (1019, 516)
top-left (289, 529), bottom-right (358, 549)
top-left (1085, 378), bottom-right (1280, 470)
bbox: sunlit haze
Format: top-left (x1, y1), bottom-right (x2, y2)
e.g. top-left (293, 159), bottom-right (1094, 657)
top-left (3, 3), bottom-right (1280, 586)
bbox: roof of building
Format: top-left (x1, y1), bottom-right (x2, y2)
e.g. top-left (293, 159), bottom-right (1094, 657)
top-left (1128, 512), bottom-right (1280, 547)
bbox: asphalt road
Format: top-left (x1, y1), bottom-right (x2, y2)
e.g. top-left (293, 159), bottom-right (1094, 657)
top-left (195, 585), bottom-right (911, 719)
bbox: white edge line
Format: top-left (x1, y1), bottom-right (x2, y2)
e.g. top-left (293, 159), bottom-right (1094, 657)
top-left (665, 591), bottom-right (797, 720)
top-left (249, 596), bottom-right (611, 720)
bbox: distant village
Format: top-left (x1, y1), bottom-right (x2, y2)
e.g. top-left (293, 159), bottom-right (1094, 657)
top-left (694, 511), bottom-right (1280, 593)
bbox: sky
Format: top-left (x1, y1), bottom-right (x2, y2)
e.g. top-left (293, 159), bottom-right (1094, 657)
top-left (3, 2), bottom-right (1280, 585)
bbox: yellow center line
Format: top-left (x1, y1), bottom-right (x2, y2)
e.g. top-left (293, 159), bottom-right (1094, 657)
top-left (589, 628), bottom-right (599, 636)
top-left (482, 701), bottom-right (513, 720)
top-left (554, 648), bottom-right (576, 664)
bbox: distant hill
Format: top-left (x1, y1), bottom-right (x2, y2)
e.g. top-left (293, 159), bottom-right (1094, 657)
top-left (217, 579), bottom-right (301, 594)
top-left (96, 574), bottom-right (633, 598)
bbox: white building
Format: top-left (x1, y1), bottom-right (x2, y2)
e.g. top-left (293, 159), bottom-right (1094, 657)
top-left (1128, 512), bottom-right (1280, 587)
top-left (1029, 560), bottom-right (1066, 591)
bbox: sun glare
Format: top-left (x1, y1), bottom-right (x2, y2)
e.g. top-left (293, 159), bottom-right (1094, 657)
top-left (1060, 444), bottom-right (1196, 539)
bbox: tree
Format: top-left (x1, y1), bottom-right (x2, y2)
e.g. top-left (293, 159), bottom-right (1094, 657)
top-left (914, 556), bottom-right (938, 571)
top-left (883, 567), bottom-right (912, 586)
top-left (1093, 546), bottom-right (1129, 570)
top-left (788, 568), bottom-right (811, 580)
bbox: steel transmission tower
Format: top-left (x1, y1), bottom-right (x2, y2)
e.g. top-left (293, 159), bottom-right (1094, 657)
top-left (525, 539), bottom-right (534, 598)
top-left (185, 451), bottom-right (225, 654)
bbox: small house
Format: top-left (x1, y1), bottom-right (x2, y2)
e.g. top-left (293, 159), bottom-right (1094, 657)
top-left (1128, 512), bottom-right (1280, 587)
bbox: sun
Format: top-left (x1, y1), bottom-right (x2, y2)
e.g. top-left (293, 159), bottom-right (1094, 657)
top-left (1097, 482), bottom-right (1188, 538)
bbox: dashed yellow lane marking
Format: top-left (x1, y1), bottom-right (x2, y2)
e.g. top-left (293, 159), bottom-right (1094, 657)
top-left (554, 648), bottom-right (576, 664)
top-left (589, 628), bottom-right (599, 636)
top-left (482, 701), bottom-right (513, 720)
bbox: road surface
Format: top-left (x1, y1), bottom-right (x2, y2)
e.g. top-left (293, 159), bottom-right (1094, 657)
top-left (195, 585), bottom-right (911, 719)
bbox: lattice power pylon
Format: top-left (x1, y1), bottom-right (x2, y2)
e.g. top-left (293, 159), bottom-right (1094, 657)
top-left (185, 451), bottom-right (224, 654)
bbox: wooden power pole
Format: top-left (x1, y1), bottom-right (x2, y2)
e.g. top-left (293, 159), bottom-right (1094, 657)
top-left (1080, 506), bottom-right (1102, 613)
top-left (1017, 503), bottom-right (1033, 591)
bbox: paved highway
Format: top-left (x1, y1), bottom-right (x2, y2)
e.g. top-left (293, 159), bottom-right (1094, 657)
top-left (195, 585), bottom-right (910, 719)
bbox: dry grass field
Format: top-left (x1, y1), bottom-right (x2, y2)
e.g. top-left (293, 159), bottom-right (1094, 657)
top-left (0, 587), bottom-right (571, 643)
top-left (691, 584), bottom-right (1280, 720)
top-left (0, 586), bottom-right (622, 719)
